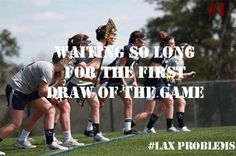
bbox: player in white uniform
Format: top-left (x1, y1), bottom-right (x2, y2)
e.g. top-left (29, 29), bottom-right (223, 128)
top-left (15, 52), bottom-right (84, 149)
top-left (0, 59), bottom-right (67, 154)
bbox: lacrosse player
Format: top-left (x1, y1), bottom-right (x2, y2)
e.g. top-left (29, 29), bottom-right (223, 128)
top-left (97, 30), bottom-right (145, 135)
top-left (15, 52), bottom-right (84, 149)
top-left (132, 32), bottom-right (195, 133)
top-left (66, 33), bottom-right (111, 142)
top-left (83, 23), bottom-right (117, 137)
top-left (0, 57), bottom-right (68, 153)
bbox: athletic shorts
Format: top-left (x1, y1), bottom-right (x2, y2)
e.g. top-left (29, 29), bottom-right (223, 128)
top-left (144, 79), bottom-right (174, 101)
top-left (5, 84), bottom-right (40, 110)
top-left (107, 82), bottom-right (124, 93)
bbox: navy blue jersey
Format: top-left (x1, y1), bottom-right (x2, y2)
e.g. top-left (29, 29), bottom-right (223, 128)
top-left (109, 44), bottom-right (140, 67)
top-left (105, 44), bottom-right (140, 84)
top-left (144, 49), bottom-right (169, 86)
top-left (74, 57), bottom-right (94, 65)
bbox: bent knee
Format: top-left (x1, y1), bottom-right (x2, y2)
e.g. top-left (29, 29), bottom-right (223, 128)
top-left (11, 121), bottom-right (22, 129)
top-left (99, 102), bottom-right (106, 109)
top-left (164, 97), bottom-right (174, 106)
top-left (44, 106), bottom-right (56, 116)
top-left (125, 98), bottom-right (132, 106)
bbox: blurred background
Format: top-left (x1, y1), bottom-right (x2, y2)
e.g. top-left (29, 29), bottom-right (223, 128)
top-left (0, 0), bottom-right (235, 135)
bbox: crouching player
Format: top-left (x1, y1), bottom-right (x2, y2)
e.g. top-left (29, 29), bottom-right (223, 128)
top-left (0, 57), bottom-right (68, 154)
top-left (15, 52), bottom-right (84, 149)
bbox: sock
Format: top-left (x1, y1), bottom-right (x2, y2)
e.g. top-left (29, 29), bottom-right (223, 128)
top-left (124, 118), bottom-right (132, 132)
top-left (166, 119), bottom-right (173, 129)
top-left (86, 119), bottom-right (93, 131)
top-left (146, 114), bottom-right (158, 129)
top-left (63, 130), bottom-right (72, 141)
top-left (0, 138), bottom-right (2, 142)
top-left (18, 129), bottom-right (30, 141)
top-left (131, 120), bottom-right (136, 128)
top-left (44, 129), bottom-right (54, 145)
top-left (92, 123), bottom-right (100, 136)
top-left (176, 112), bottom-right (185, 128)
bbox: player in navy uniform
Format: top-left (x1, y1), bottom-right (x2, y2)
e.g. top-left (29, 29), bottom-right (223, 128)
top-left (83, 25), bottom-right (116, 137)
top-left (132, 32), bottom-right (195, 133)
top-left (66, 33), bottom-right (112, 142)
top-left (156, 42), bottom-right (195, 132)
top-left (99, 31), bottom-right (145, 135)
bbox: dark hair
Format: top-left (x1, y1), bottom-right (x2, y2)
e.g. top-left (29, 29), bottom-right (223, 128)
top-left (68, 34), bottom-right (91, 51)
top-left (178, 43), bottom-right (189, 47)
top-left (128, 31), bottom-right (145, 44)
top-left (96, 25), bottom-right (106, 41)
top-left (159, 31), bottom-right (174, 47)
top-left (52, 52), bottom-right (63, 63)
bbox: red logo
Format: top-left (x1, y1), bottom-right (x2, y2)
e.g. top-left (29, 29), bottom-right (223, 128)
top-left (208, 3), bottom-right (225, 16)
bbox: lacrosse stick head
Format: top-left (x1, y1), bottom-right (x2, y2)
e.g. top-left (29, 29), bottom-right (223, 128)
top-left (104, 18), bottom-right (117, 40)
top-left (96, 18), bottom-right (117, 45)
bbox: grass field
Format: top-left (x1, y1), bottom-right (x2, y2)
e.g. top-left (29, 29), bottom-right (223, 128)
top-left (1, 126), bottom-right (236, 156)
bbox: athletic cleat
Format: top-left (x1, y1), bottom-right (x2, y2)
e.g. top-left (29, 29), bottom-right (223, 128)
top-left (179, 126), bottom-right (191, 132)
top-left (46, 141), bottom-right (68, 150)
top-left (62, 138), bottom-right (85, 147)
top-left (43, 135), bottom-right (62, 145)
top-left (15, 140), bottom-right (37, 149)
top-left (54, 136), bottom-right (62, 145)
top-left (94, 133), bottom-right (110, 142)
top-left (84, 129), bottom-right (94, 137)
top-left (143, 127), bottom-right (156, 134)
top-left (0, 151), bottom-right (5, 156)
top-left (167, 126), bottom-right (180, 132)
top-left (123, 129), bottom-right (138, 135)
top-left (28, 137), bottom-right (35, 143)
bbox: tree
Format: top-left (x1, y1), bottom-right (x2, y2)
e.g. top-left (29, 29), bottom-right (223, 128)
top-left (143, 0), bottom-right (236, 80)
top-left (143, 0), bottom-right (236, 127)
top-left (0, 29), bottom-right (21, 93)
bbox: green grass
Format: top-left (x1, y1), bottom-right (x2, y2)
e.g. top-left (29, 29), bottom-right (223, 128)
top-left (1, 126), bottom-right (236, 156)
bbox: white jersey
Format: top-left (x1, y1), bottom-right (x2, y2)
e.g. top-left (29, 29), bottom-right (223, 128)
top-left (8, 61), bottom-right (55, 94)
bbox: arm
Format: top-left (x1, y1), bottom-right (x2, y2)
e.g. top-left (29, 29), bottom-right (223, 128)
top-left (173, 70), bottom-right (196, 79)
top-left (38, 80), bottom-right (49, 97)
top-left (87, 58), bottom-right (103, 71)
top-left (76, 62), bottom-right (98, 83)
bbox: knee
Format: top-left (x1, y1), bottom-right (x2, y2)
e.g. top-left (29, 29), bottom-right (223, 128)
top-left (166, 98), bottom-right (174, 106)
top-left (11, 121), bottom-right (22, 129)
top-left (91, 101), bottom-right (99, 110)
top-left (99, 102), bottom-right (105, 109)
top-left (179, 100), bottom-right (186, 107)
top-left (125, 98), bottom-right (132, 108)
top-left (98, 98), bottom-right (106, 109)
top-left (45, 106), bottom-right (56, 116)
top-left (60, 104), bottom-right (71, 114)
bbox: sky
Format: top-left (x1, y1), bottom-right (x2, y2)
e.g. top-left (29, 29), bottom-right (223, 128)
top-left (0, 0), bottom-right (162, 65)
